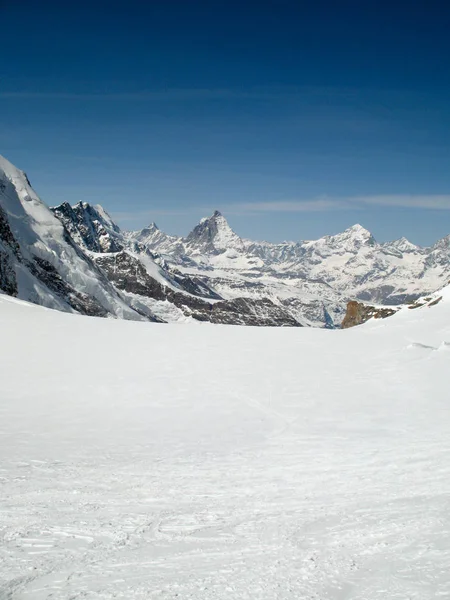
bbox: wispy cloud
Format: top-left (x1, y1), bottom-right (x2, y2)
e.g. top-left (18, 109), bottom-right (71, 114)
top-left (358, 194), bottom-right (450, 209)
top-left (0, 88), bottom-right (277, 101)
top-left (0, 85), bottom-right (431, 103)
top-left (112, 194), bottom-right (450, 226)
top-left (222, 195), bottom-right (450, 214)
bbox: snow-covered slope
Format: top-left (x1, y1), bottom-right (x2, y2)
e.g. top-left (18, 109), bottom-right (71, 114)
top-left (0, 156), bottom-right (145, 319)
top-left (1, 285), bottom-right (449, 598)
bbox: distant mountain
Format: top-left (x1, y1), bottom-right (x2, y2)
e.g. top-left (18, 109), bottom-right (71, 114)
top-left (1, 154), bottom-right (449, 327)
top-left (127, 210), bottom-right (450, 325)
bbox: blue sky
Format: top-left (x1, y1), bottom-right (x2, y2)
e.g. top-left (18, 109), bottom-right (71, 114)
top-left (1, 0), bottom-right (450, 244)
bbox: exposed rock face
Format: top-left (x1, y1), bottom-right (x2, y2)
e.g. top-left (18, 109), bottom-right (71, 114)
top-left (51, 202), bottom-right (122, 253)
top-left (95, 251), bottom-right (301, 327)
top-left (185, 210), bottom-right (244, 254)
top-left (341, 301), bottom-right (398, 329)
top-left (27, 256), bottom-right (109, 317)
top-left (0, 205), bottom-right (20, 296)
top-left (0, 155), bottom-right (150, 320)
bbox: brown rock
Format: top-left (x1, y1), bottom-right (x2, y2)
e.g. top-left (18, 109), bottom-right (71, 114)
top-left (341, 300), bottom-right (397, 329)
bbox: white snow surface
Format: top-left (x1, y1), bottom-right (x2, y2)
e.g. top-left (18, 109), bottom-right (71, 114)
top-left (1, 289), bottom-right (450, 599)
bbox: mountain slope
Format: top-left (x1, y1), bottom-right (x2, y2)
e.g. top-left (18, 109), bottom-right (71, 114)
top-left (0, 156), bottom-right (147, 319)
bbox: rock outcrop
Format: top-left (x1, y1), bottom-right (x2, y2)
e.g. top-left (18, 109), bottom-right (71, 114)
top-left (341, 301), bottom-right (398, 329)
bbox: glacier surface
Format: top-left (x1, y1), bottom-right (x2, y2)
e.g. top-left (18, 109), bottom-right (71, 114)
top-left (1, 286), bottom-right (449, 599)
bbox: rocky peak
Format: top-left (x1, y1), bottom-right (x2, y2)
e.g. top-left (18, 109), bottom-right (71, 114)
top-left (341, 300), bottom-right (398, 329)
top-left (185, 210), bottom-right (243, 253)
top-left (131, 221), bottom-right (177, 251)
top-left (51, 201), bottom-right (122, 253)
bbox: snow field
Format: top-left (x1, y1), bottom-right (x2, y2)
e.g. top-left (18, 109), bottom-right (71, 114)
top-left (1, 291), bottom-right (450, 599)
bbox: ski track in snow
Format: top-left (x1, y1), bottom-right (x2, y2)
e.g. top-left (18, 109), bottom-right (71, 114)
top-left (1, 294), bottom-right (450, 599)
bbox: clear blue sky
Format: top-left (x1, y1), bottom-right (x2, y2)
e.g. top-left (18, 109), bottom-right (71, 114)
top-left (1, 0), bottom-right (450, 245)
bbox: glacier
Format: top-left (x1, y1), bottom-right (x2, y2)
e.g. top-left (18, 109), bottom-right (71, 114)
top-left (0, 285), bottom-right (449, 598)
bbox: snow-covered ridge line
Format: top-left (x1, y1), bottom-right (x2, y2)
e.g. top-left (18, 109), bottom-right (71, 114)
top-left (2, 153), bottom-right (449, 327)
top-left (0, 155), bottom-right (302, 326)
top-left (125, 208), bottom-right (450, 326)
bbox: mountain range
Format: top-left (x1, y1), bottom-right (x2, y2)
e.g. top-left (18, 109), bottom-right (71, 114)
top-left (1, 154), bottom-right (449, 327)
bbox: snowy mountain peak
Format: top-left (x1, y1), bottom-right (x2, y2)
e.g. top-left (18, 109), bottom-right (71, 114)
top-left (186, 210), bottom-right (243, 252)
top-left (202, 209), bottom-right (222, 221)
top-left (432, 234), bottom-right (450, 250)
top-left (335, 223), bottom-right (376, 247)
top-left (344, 223), bottom-right (374, 240)
top-left (51, 201), bottom-right (122, 252)
top-left (388, 236), bottom-right (420, 253)
top-left (304, 223), bottom-right (376, 255)
top-left (198, 210), bottom-right (226, 228)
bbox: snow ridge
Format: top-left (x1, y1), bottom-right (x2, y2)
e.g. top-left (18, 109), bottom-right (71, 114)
top-left (1, 153), bottom-right (450, 327)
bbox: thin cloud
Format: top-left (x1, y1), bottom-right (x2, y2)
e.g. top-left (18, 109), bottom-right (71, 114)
top-left (0, 89), bottom-right (275, 101)
top-left (223, 195), bottom-right (450, 214)
top-left (357, 194), bottom-right (450, 209)
top-left (0, 85), bottom-right (431, 103)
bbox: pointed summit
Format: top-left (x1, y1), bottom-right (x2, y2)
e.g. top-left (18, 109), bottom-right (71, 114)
top-left (199, 209), bottom-right (223, 224)
top-left (186, 210), bottom-right (243, 253)
top-left (130, 221), bottom-right (178, 249)
top-left (344, 223), bottom-right (373, 237)
top-left (340, 223), bottom-right (376, 246)
top-left (142, 222), bottom-right (159, 232)
top-left (388, 236), bottom-right (421, 253)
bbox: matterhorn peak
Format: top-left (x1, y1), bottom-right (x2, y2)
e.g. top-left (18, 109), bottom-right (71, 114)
top-left (186, 210), bottom-right (243, 252)
top-left (143, 222), bottom-right (159, 232)
top-left (199, 209), bottom-right (224, 224)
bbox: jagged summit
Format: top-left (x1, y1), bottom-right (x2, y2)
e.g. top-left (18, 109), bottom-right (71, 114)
top-left (51, 201), bottom-right (122, 252)
top-left (200, 209), bottom-right (223, 222)
top-left (0, 158), bottom-right (143, 319)
top-left (185, 210), bottom-right (243, 252)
